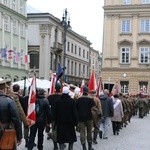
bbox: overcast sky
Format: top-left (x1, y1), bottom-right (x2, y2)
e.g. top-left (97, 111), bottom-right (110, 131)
top-left (27, 0), bottom-right (104, 52)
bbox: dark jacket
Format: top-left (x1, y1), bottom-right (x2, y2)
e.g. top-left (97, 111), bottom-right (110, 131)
top-left (47, 93), bottom-right (62, 121)
top-left (36, 94), bottom-right (51, 125)
top-left (0, 91), bottom-right (22, 141)
top-left (76, 94), bottom-right (95, 122)
top-left (99, 94), bottom-right (114, 117)
top-left (55, 94), bottom-right (77, 143)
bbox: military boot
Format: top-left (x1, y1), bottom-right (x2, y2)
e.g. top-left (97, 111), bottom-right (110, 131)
top-left (82, 143), bottom-right (87, 150)
top-left (68, 143), bottom-right (73, 150)
top-left (92, 131), bottom-right (98, 144)
top-left (88, 142), bottom-right (94, 150)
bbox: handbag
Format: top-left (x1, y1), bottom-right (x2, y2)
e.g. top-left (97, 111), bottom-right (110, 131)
top-left (92, 106), bottom-right (102, 118)
top-left (0, 122), bottom-right (16, 150)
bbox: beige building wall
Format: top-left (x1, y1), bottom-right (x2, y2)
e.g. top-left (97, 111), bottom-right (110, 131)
top-left (102, 0), bottom-right (150, 95)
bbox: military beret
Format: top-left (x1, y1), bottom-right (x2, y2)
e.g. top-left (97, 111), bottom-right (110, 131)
top-left (55, 82), bottom-right (62, 90)
top-left (83, 86), bottom-right (89, 93)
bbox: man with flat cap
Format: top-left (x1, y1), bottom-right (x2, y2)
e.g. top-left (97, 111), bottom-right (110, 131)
top-left (0, 79), bottom-right (22, 149)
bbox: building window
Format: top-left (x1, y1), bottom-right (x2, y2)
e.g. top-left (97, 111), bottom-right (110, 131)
top-left (12, 0), bottom-right (16, 10)
top-left (13, 19), bottom-right (17, 34)
top-left (79, 64), bottom-right (81, 76)
top-left (71, 61), bottom-right (73, 74)
top-left (123, 0), bottom-right (131, 5)
top-left (67, 60), bottom-right (70, 74)
top-left (139, 47), bottom-right (149, 64)
top-left (3, 0), bottom-right (8, 5)
top-left (83, 49), bottom-right (85, 58)
top-left (87, 51), bottom-right (89, 59)
top-left (75, 45), bottom-right (77, 54)
top-left (120, 81), bottom-right (129, 94)
top-left (20, 1), bottom-right (25, 15)
top-left (121, 19), bottom-right (130, 32)
top-left (13, 47), bottom-right (16, 63)
top-left (83, 65), bottom-right (85, 75)
top-left (140, 19), bottom-right (150, 32)
top-left (4, 15), bottom-right (9, 31)
top-left (75, 62), bottom-right (77, 76)
top-left (139, 81), bottom-right (148, 94)
top-left (120, 47), bottom-right (130, 64)
top-left (79, 47), bottom-right (81, 56)
top-left (87, 66), bottom-right (89, 77)
top-left (71, 43), bottom-right (73, 53)
top-left (54, 28), bottom-right (58, 42)
top-left (67, 42), bottom-right (70, 51)
top-left (20, 23), bottom-right (24, 37)
top-left (141, 0), bottom-right (150, 4)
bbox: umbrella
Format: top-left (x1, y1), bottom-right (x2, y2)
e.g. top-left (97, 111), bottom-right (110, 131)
top-left (12, 78), bottom-right (51, 89)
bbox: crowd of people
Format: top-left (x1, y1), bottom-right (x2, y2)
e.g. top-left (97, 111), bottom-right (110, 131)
top-left (0, 79), bottom-right (150, 150)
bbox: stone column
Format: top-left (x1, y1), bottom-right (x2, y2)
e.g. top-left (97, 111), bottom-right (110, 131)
top-left (39, 24), bottom-right (52, 79)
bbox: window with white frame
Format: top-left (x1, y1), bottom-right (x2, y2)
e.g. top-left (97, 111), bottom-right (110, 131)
top-left (13, 19), bottom-right (17, 34)
top-left (83, 49), bottom-right (85, 58)
top-left (121, 19), bottom-right (131, 32)
top-left (141, 0), bottom-right (150, 4)
top-left (20, 1), bottom-right (25, 15)
top-left (140, 19), bottom-right (150, 32)
top-left (4, 15), bottom-right (10, 31)
top-left (20, 23), bottom-right (24, 37)
top-left (12, 0), bottom-right (16, 10)
top-left (120, 47), bottom-right (130, 64)
top-left (3, 0), bottom-right (8, 6)
top-left (139, 81), bottom-right (148, 94)
top-left (120, 81), bottom-right (129, 94)
top-left (139, 47), bottom-right (149, 64)
top-left (123, 0), bottom-right (131, 5)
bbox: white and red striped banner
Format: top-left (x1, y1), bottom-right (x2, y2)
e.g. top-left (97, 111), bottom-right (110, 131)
top-left (27, 75), bottom-right (36, 126)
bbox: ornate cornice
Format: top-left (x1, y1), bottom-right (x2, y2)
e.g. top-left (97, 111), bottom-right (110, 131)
top-left (39, 24), bottom-right (52, 38)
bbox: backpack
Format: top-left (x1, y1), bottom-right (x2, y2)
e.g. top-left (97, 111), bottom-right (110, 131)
top-left (35, 99), bottom-right (43, 117)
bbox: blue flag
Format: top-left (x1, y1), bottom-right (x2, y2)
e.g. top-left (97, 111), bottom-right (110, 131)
top-left (56, 63), bottom-right (64, 82)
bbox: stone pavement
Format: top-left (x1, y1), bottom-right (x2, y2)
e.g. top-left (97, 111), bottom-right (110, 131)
top-left (18, 114), bottom-right (150, 150)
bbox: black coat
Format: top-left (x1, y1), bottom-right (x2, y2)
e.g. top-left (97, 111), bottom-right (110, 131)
top-left (76, 94), bottom-right (95, 122)
top-left (55, 94), bottom-right (77, 143)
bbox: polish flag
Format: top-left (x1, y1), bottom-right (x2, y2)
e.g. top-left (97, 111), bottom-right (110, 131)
top-left (96, 76), bottom-right (104, 97)
top-left (27, 75), bottom-right (36, 126)
top-left (24, 54), bottom-right (30, 63)
top-left (88, 69), bottom-right (97, 91)
top-left (79, 79), bottom-right (85, 96)
top-left (49, 73), bottom-right (56, 95)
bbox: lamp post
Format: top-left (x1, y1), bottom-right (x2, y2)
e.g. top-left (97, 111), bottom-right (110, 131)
top-left (61, 8), bottom-right (71, 82)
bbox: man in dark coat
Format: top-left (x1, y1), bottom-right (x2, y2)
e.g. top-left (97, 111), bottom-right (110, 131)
top-left (76, 86), bottom-right (95, 150)
top-left (0, 79), bottom-right (22, 149)
top-left (55, 86), bottom-right (77, 150)
top-left (47, 82), bottom-right (62, 150)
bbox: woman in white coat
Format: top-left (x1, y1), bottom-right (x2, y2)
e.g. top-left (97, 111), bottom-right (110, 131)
top-left (111, 94), bottom-right (124, 135)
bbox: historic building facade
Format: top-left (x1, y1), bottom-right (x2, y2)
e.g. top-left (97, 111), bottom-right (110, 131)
top-left (102, 0), bottom-right (150, 94)
top-left (0, 0), bottom-right (28, 81)
top-left (27, 13), bottom-right (91, 85)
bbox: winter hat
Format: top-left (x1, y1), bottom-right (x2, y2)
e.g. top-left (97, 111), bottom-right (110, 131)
top-left (83, 86), bottom-right (89, 93)
top-left (55, 82), bottom-right (62, 92)
top-left (62, 86), bottom-right (69, 94)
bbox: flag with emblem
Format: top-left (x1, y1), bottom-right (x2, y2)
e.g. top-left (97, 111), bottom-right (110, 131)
top-left (27, 75), bottom-right (36, 126)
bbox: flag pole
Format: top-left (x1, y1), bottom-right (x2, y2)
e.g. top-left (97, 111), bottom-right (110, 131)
top-left (23, 76), bottom-right (26, 96)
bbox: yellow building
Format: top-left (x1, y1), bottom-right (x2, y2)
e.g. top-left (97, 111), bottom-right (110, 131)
top-left (101, 0), bottom-right (150, 95)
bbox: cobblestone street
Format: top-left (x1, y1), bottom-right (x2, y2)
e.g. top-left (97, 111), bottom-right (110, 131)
top-left (18, 114), bottom-right (150, 150)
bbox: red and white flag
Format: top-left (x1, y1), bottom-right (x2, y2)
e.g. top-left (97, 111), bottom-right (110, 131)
top-left (49, 73), bottom-right (56, 95)
top-left (79, 79), bottom-right (85, 96)
top-left (96, 76), bottom-right (104, 97)
top-left (24, 54), bottom-right (30, 63)
top-left (88, 69), bottom-right (97, 91)
top-left (27, 75), bottom-right (36, 126)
